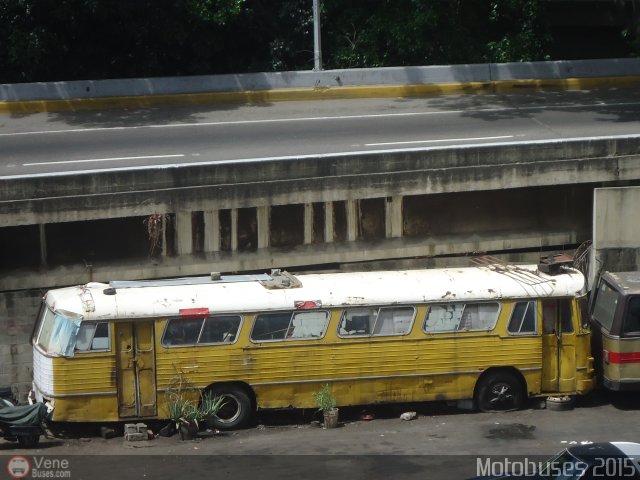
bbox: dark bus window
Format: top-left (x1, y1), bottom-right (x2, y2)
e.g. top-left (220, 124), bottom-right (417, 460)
top-left (508, 301), bottom-right (536, 334)
top-left (199, 315), bottom-right (242, 344)
top-left (542, 299), bottom-right (574, 334)
top-left (251, 312), bottom-right (292, 341)
top-left (623, 297), bottom-right (640, 335)
top-left (162, 318), bottom-right (203, 346)
top-left (591, 280), bottom-right (619, 332)
top-left (559, 299), bottom-right (573, 334)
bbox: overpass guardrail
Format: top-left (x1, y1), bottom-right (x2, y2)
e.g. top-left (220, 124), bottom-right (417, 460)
top-left (1, 58), bottom-right (640, 113)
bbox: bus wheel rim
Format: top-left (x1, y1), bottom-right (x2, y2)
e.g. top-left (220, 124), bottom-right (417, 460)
top-left (215, 393), bottom-right (242, 424)
top-left (489, 382), bottom-right (514, 407)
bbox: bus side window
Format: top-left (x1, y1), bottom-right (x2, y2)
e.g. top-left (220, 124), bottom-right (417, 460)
top-left (288, 311), bottom-right (330, 339)
top-left (623, 297), bottom-right (640, 335)
top-left (458, 303), bottom-right (499, 331)
top-left (373, 307), bottom-right (415, 335)
top-left (75, 323), bottom-right (96, 351)
top-left (91, 322), bottom-right (110, 350)
top-left (424, 304), bottom-right (463, 333)
top-left (199, 315), bottom-right (242, 344)
top-left (339, 308), bottom-right (376, 336)
top-left (507, 301), bottom-right (536, 335)
top-left (251, 312), bottom-right (292, 341)
top-left (162, 318), bottom-right (203, 346)
top-left (75, 321), bottom-right (110, 351)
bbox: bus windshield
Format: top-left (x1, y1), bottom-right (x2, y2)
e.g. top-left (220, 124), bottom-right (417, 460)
top-left (591, 280), bottom-right (619, 332)
top-left (35, 307), bottom-right (83, 357)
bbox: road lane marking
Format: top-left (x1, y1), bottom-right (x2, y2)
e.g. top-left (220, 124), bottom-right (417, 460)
top-left (5, 133), bottom-right (640, 180)
top-left (363, 135), bottom-right (515, 146)
top-left (23, 154), bottom-right (185, 166)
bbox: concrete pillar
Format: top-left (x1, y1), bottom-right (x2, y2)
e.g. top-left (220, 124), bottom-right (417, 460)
top-left (257, 206), bottom-right (270, 249)
top-left (38, 224), bottom-right (47, 266)
top-left (203, 210), bottom-right (220, 252)
top-left (162, 215), bottom-right (169, 256)
top-left (346, 199), bottom-right (358, 242)
top-left (324, 202), bottom-right (334, 242)
top-left (385, 196), bottom-right (403, 238)
top-left (304, 204), bottom-right (314, 245)
top-left (175, 212), bottom-right (193, 255)
top-left (231, 208), bottom-right (239, 251)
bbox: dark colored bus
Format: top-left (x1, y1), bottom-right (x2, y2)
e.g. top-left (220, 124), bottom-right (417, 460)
top-left (590, 271), bottom-right (640, 390)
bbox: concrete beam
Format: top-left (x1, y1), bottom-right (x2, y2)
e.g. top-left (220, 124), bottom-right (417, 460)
top-left (0, 228), bottom-right (583, 291)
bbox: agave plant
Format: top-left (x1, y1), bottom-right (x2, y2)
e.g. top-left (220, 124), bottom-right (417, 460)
top-left (200, 392), bottom-right (227, 419)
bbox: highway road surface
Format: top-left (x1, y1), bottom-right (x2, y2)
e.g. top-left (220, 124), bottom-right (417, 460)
top-left (2, 87), bottom-right (640, 178)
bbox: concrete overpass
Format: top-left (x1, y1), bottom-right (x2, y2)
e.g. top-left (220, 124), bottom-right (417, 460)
top-left (2, 59), bottom-right (640, 399)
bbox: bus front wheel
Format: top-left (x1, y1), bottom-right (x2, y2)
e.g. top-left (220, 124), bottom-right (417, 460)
top-left (206, 386), bottom-right (252, 430)
top-left (475, 372), bottom-right (524, 412)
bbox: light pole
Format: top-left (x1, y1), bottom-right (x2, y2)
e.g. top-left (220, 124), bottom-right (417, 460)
top-left (313, 0), bottom-right (322, 70)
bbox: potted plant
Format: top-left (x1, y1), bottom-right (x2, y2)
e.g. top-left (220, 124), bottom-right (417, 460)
top-left (313, 384), bottom-right (339, 429)
top-left (200, 391), bottom-right (227, 429)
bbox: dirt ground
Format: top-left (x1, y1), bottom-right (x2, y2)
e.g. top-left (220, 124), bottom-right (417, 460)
top-left (1, 391), bottom-right (639, 479)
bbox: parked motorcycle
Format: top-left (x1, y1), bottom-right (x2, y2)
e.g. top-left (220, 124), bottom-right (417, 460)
top-left (0, 386), bottom-right (47, 448)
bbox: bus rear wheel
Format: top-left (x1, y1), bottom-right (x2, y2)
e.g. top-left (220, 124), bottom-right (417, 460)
top-left (475, 372), bottom-right (524, 412)
top-left (205, 386), bottom-right (252, 430)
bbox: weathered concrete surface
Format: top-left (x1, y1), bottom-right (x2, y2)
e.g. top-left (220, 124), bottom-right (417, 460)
top-left (1, 136), bottom-right (638, 227)
top-left (592, 186), bottom-right (640, 286)
top-left (3, 58), bottom-right (639, 102)
top-left (0, 289), bottom-right (41, 401)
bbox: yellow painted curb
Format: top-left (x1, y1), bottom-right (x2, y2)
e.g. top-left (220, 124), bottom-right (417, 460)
top-left (1, 76), bottom-right (640, 114)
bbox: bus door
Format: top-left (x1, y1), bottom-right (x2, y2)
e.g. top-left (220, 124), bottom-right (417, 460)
top-left (541, 299), bottom-right (577, 392)
top-left (115, 321), bottom-right (157, 418)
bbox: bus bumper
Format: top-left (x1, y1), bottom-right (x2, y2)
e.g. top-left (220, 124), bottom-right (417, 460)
top-left (603, 377), bottom-right (640, 391)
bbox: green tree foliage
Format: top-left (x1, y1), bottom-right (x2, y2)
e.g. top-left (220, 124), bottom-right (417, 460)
top-left (0, 0), bottom-right (248, 82)
top-left (320, 0), bottom-right (551, 69)
top-left (0, 0), bottom-right (614, 83)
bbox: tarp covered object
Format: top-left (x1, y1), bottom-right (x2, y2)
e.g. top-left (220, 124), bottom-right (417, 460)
top-left (0, 403), bottom-right (48, 426)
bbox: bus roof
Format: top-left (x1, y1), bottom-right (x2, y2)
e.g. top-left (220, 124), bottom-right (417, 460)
top-left (602, 271), bottom-right (640, 295)
top-left (44, 265), bottom-right (585, 321)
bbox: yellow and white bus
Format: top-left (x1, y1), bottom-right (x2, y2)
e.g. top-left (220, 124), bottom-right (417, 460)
top-left (32, 262), bottom-right (594, 429)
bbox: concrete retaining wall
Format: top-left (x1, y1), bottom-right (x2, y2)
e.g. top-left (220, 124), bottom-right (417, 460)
top-left (2, 58), bottom-right (640, 102)
top-left (0, 290), bottom-right (41, 401)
